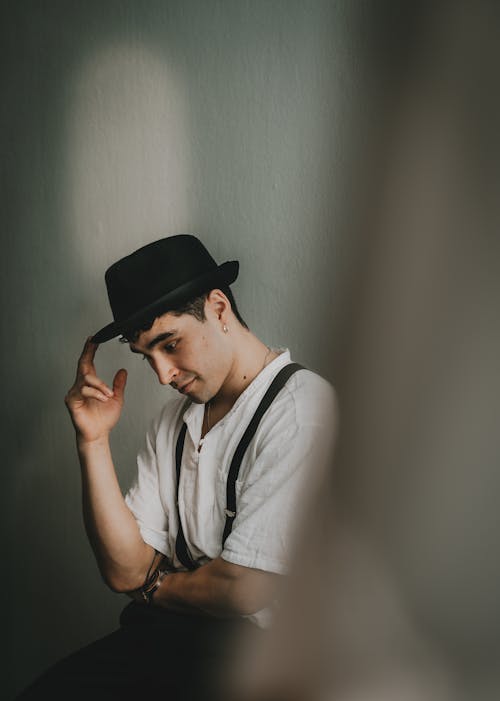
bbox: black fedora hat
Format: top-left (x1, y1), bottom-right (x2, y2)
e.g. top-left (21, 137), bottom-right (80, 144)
top-left (92, 234), bottom-right (239, 343)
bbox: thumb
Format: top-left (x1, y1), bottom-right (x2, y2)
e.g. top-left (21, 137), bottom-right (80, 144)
top-left (113, 368), bottom-right (128, 399)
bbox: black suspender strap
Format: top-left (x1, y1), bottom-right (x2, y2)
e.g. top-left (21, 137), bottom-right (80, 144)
top-left (222, 362), bottom-right (304, 545)
top-left (174, 423), bottom-right (199, 571)
top-left (174, 362), bottom-right (305, 567)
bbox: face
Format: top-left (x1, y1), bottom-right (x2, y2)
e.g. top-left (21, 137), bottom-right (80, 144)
top-left (129, 299), bottom-right (232, 404)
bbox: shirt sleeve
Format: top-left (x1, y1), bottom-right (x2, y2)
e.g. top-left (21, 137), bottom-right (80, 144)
top-left (220, 390), bottom-right (335, 574)
top-left (124, 419), bottom-right (170, 557)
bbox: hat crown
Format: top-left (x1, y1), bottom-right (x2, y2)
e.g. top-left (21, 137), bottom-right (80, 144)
top-left (105, 235), bottom-right (217, 321)
top-left (92, 234), bottom-right (239, 343)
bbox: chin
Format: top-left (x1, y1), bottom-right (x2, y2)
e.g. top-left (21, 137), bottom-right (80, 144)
top-left (183, 385), bottom-right (208, 404)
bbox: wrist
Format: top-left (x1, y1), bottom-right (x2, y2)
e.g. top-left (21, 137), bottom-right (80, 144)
top-left (141, 568), bottom-right (171, 605)
top-left (76, 433), bottom-right (110, 451)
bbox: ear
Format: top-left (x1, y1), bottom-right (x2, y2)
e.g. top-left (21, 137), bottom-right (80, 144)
top-left (206, 289), bottom-right (230, 321)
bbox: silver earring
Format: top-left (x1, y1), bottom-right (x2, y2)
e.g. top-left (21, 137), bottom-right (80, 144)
top-left (223, 324), bottom-right (228, 333)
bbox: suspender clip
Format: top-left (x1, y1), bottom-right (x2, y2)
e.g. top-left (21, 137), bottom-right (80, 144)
top-left (224, 509), bottom-right (236, 518)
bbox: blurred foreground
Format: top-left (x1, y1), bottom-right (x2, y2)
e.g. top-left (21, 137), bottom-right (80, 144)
top-left (227, 3), bottom-right (500, 700)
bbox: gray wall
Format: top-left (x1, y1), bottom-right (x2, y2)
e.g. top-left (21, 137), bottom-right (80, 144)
top-left (2, 1), bottom-right (349, 695)
top-left (6, 3), bottom-right (500, 700)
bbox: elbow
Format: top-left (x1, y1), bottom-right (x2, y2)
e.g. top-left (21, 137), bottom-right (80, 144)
top-left (231, 599), bottom-right (262, 617)
top-left (229, 593), bottom-right (265, 616)
top-left (215, 559), bottom-right (280, 616)
top-left (227, 579), bottom-right (271, 616)
top-left (105, 579), bottom-right (129, 594)
top-left (99, 548), bottom-right (161, 594)
top-left (102, 571), bottom-right (145, 594)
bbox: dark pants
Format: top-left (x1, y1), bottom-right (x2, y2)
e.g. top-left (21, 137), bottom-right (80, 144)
top-left (17, 602), bottom-right (251, 700)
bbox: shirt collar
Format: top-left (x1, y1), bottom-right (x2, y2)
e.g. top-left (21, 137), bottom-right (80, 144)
top-left (182, 348), bottom-right (291, 437)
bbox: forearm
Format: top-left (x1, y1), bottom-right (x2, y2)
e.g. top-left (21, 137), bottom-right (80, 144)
top-left (78, 435), bottom-right (153, 591)
top-left (153, 557), bottom-right (280, 617)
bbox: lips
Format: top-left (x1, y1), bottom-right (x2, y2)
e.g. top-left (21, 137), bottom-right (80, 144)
top-left (178, 378), bottom-right (195, 394)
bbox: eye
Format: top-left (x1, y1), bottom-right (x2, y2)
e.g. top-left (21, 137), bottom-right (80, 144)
top-left (164, 340), bottom-right (178, 353)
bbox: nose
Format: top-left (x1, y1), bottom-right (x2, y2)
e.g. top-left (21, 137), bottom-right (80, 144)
top-left (153, 356), bottom-right (178, 385)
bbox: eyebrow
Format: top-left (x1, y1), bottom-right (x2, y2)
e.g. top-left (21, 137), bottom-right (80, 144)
top-left (130, 330), bottom-right (178, 354)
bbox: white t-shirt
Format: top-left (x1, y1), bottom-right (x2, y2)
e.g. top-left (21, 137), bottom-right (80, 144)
top-left (125, 350), bottom-right (336, 626)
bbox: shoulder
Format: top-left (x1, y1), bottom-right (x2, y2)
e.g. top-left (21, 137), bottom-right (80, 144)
top-left (288, 367), bottom-right (336, 402)
top-left (253, 364), bottom-right (337, 458)
top-left (273, 365), bottom-right (337, 427)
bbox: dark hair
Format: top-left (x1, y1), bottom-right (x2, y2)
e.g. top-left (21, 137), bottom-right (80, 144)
top-left (120, 286), bottom-right (247, 343)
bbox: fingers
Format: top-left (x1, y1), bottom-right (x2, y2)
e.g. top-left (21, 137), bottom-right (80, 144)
top-left (81, 385), bottom-right (112, 403)
top-left (74, 336), bottom-right (116, 398)
top-left (78, 336), bottom-right (99, 374)
top-left (68, 338), bottom-right (126, 408)
top-left (80, 372), bottom-right (114, 398)
top-left (112, 369), bottom-right (127, 400)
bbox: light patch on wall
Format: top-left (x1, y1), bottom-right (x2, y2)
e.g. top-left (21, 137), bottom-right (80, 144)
top-left (66, 43), bottom-right (191, 276)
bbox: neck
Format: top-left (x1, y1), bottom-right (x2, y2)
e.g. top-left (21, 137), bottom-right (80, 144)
top-left (211, 329), bottom-right (278, 410)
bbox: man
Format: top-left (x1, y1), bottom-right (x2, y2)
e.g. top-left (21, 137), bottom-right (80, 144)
top-left (19, 234), bottom-right (335, 699)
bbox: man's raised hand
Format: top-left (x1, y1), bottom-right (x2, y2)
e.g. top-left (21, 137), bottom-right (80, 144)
top-left (64, 337), bottom-right (127, 444)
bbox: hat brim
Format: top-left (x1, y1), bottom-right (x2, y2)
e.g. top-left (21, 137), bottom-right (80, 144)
top-left (92, 260), bottom-right (239, 343)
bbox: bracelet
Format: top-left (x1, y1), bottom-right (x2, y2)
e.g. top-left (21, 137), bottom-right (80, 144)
top-left (139, 568), bottom-right (170, 605)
